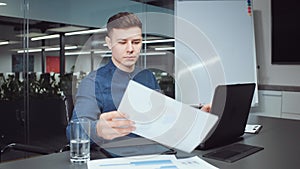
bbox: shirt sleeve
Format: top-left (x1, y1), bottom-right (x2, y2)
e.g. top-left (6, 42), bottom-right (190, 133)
top-left (66, 71), bottom-right (105, 144)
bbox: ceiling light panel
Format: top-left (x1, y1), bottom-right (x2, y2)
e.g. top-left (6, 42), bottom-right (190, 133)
top-left (0, 40), bottom-right (9, 45)
top-left (65, 28), bottom-right (107, 36)
top-left (31, 34), bottom-right (60, 41)
top-left (142, 39), bottom-right (175, 44)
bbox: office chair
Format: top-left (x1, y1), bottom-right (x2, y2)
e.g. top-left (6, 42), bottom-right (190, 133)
top-left (0, 93), bottom-right (72, 163)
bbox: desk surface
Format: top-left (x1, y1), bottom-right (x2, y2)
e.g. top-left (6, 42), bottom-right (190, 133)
top-left (1, 115), bottom-right (300, 169)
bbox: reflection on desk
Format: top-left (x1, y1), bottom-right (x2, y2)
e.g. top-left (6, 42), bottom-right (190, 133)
top-left (0, 115), bottom-right (300, 169)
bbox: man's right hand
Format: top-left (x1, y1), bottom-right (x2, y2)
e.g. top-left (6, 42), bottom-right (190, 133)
top-left (96, 111), bottom-right (136, 140)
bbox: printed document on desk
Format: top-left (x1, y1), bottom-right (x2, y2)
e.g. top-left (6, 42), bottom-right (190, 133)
top-left (87, 154), bottom-right (219, 169)
top-left (118, 80), bottom-right (218, 153)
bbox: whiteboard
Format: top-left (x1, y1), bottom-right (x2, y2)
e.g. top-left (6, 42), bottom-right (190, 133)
top-left (175, 0), bottom-right (258, 105)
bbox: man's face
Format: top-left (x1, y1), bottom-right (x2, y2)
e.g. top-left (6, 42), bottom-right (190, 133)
top-left (105, 27), bottom-right (142, 72)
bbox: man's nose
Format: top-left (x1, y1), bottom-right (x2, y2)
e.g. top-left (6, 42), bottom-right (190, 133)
top-left (126, 42), bottom-right (134, 52)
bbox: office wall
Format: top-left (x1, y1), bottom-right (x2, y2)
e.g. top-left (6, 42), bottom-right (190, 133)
top-left (253, 0), bottom-right (300, 86)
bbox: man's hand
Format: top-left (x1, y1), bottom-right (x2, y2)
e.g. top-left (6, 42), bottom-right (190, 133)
top-left (96, 111), bottom-right (135, 140)
top-left (201, 104), bottom-right (211, 113)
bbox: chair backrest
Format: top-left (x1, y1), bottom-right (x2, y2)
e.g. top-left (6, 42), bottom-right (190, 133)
top-left (62, 94), bottom-right (74, 124)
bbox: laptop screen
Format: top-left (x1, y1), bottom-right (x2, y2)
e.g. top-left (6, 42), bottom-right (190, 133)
top-left (198, 83), bottom-right (256, 150)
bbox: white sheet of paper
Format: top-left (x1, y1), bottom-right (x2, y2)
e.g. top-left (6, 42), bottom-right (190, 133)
top-left (88, 155), bottom-right (177, 169)
top-left (118, 80), bottom-right (218, 153)
top-left (175, 156), bottom-right (219, 169)
top-left (87, 155), bottom-right (219, 169)
top-left (245, 124), bottom-right (262, 134)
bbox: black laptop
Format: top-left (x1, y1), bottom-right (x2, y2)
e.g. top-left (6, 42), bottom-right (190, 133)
top-left (197, 83), bottom-right (256, 150)
top-left (95, 137), bottom-right (176, 158)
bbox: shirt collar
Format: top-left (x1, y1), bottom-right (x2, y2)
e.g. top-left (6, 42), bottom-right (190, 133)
top-left (108, 59), bottom-right (142, 78)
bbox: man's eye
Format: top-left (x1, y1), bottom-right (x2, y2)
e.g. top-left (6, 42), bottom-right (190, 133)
top-left (133, 41), bottom-right (141, 44)
top-left (118, 41), bottom-right (126, 44)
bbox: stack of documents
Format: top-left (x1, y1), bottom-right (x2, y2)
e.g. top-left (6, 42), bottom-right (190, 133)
top-left (118, 80), bottom-right (219, 153)
top-left (87, 155), bottom-right (218, 169)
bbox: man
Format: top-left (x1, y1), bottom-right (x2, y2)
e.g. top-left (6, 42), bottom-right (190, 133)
top-left (67, 12), bottom-right (210, 144)
top-left (67, 12), bottom-right (160, 144)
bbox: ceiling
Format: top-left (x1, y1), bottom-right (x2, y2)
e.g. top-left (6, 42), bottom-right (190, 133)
top-left (131, 0), bottom-right (174, 10)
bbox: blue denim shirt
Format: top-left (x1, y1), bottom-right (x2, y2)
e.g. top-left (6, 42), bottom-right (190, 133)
top-left (66, 59), bottom-right (160, 144)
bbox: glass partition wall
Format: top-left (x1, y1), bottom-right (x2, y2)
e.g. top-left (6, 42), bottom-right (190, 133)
top-left (0, 0), bottom-right (174, 162)
top-left (0, 0), bottom-right (28, 161)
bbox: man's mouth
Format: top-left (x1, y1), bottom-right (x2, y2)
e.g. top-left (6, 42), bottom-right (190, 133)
top-left (124, 56), bottom-right (135, 59)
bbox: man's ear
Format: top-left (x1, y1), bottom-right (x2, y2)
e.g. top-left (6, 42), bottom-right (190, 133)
top-left (105, 36), bottom-right (112, 49)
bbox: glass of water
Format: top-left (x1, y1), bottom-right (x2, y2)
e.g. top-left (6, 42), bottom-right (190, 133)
top-left (69, 118), bottom-right (90, 163)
